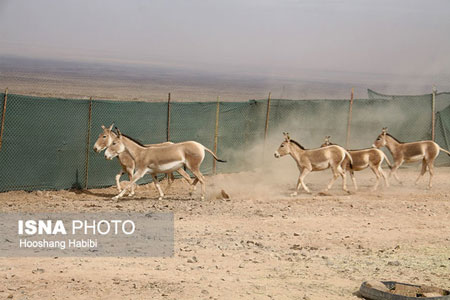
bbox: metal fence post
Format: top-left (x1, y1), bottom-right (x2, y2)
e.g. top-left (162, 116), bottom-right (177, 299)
top-left (264, 92), bottom-right (271, 144)
top-left (432, 85), bottom-right (436, 141)
top-left (0, 88), bottom-right (8, 151)
top-left (345, 88), bottom-right (354, 149)
top-left (167, 93), bottom-right (171, 141)
top-left (262, 92), bottom-right (271, 162)
top-left (213, 96), bottom-right (220, 174)
top-left (84, 97), bottom-right (93, 189)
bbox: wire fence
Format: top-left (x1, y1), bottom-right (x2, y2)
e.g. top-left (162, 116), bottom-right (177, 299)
top-left (0, 89), bottom-right (449, 192)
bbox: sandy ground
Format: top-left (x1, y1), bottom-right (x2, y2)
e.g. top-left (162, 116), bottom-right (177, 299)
top-left (0, 167), bottom-right (449, 299)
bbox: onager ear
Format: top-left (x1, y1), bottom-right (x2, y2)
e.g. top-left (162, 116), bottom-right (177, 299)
top-left (283, 132), bottom-right (290, 141)
top-left (325, 136), bottom-right (331, 143)
top-left (108, 123), bottom-right (114, 131)
top-left (115, 127), bottom-right (122, 137)
top-left (382, 127), bottom-right (387, 135)
top-left (101, 125), bottom-right (106, 129)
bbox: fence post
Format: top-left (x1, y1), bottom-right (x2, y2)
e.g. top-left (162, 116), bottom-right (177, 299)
top-left (84, 97), bottom-right (93, 189)
top-left (264, 92), bottom-right (271, 145)
top-left (431, 85), bottom-right (436, 141)
top-left (262, 92), bottom-right (271, 161)
top-left (167, 93), bottom-right (171, 141)
top-left (345, 88), bottom-right (354, 149)
top-left (0, 88), bottom-right (8, 151)
top-left (213, 96), bottom-right (220, 174)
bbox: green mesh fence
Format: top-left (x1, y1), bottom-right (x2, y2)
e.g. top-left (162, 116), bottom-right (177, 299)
top-left (216, 101), bottom-right (262, 174)
top-left (264, 99), bottom-right (350, 147)
top-left (436, 92), bottom-right (450, 112)
top-left (0, 91), bottom-right (449, 192)
top-left (436, 104), bottom-right (450, 164)
top-left (0, 94), bottom-right (90, 191)
top-left (368, 88), bottom-right (450, 111)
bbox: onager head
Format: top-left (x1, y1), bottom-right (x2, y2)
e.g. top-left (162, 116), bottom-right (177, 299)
top-left (373, 127), bottom-right (388, 148)
top-left (104, 128), bottom-right (126, 160)
top-left (321, 136), bottom-right (332, 147)
top-left (93, 124), bottom-right (115, 153)
top-left (274, 132), bottom-right (293, 158)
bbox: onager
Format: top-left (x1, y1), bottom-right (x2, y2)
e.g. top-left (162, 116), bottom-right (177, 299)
top-left (274, 132), bottom-right (353, 195)
top-left (93, 124), bottom-right (192, 194)
top-left (321, 136), bottom-right (391, 191)
top-left (104, 128), bottom-right (226, 200)
top-left (373, 127), bottom-right (450, 188)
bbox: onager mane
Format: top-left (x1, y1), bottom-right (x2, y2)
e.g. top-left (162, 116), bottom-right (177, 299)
top-left (118, 133), bottom-right (146, 147)
top-left (289, 139), bottom-right (306, 150)
top-left (385, 133), bottom-right (404, 144)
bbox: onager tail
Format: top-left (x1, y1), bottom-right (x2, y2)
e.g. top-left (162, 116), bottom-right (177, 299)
top-left (204, 147), bottom-right (227, 163)
top-left (440, 147), bottom-right (450, 156)
top-left (344, 150), bottom-right (353, 169)
top-left (380, 151), bottom-right (393, 169)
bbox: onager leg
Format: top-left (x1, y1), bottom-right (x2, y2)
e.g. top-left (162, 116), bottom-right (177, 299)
top-left (125, 167), bottom-right (136, 196)
top-left (152, 174), bottom-right (165, 200)
top-left (163, 169), bottom-right (192, 194)
top-left (189, 178), bottom-right (199, 196)
top-left (349, 169), bottom-right (357, 191)
top-left (427, 160), bottom-right (435, 189)
top-left (292, 168), bottom-right (311, 196)
top-left (164, 173), bottom-right (175, 193)
top-left (112, 169), bottom-right (146, 200)
top-left (190, 168), bottom-right (206, 200)
top-left (379, 166), bottom-right (389, 187)
top-left (324, 166), bottom-right (340, 192)
top-left (338, 165), bottom-right (348, 192)
top-left (389, 160), bottom-right (403, 184)
top-left (369, 164), bottom-right (382, 191)
top-left (115, 169), bottom-right (124, 192)
top-left (415, 159), bottom-right (427, 185)
top-left (177, 168), bottom-right (193, 186)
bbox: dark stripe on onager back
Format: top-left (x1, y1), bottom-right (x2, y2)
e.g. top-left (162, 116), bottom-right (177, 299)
top-left (289, 139), bottom-right (306, 150)
top-left (120, 133), bottom-right (146, 147)
top-left (385, 133), bottom-right (404, 144)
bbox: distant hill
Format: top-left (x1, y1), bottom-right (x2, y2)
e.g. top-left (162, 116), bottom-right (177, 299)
top-left (1, 55), bottom-right (448, 101)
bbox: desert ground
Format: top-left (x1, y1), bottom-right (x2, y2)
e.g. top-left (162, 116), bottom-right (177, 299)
top-left (0, 166), bottom-right (449, 300)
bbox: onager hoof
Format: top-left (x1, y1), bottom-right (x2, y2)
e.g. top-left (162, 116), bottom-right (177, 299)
top-left (158, 196), bottom-right (163, 200)
top-left (290, 192), bottom-right (298, 197)
top-left (200, 196), bottom-right (205, 201)
top-left (112, 195), bottom-right (120, 201)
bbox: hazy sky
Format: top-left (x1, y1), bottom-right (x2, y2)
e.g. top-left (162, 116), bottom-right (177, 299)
top-left (1, 0), bottom-right (450, 77)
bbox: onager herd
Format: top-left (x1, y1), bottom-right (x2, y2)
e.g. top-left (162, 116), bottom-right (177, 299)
top-left (94, 124), bottom-right (449, 200)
